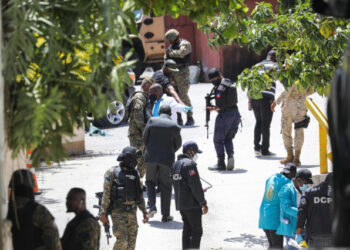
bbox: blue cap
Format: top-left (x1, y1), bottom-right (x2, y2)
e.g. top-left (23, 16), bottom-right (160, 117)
top-left (183, 141), bottom-right (202, 153)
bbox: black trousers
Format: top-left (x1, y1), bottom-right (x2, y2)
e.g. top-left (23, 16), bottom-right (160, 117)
top-left (263, 229), bottom-right (283, 249)
top-left (251, 96), bottom-right (274, 154)
top-left (146, 162), bottom-right (172, 217)
top-left (180, 208), bottom-right (203, 249)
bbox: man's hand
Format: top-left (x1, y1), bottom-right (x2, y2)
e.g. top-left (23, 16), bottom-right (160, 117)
top-left (248, 102), bottom-right (252, 111)
top-left (271, 101), bottom-right (277, 112)
top-left (206, 106), bottom-right (220, 111)
top-left (143, 212), bottom-right (149, 223)
top-left (202, 205), bottom-right (208, 215)
top-left (100, 213), bottom-right (109, 225)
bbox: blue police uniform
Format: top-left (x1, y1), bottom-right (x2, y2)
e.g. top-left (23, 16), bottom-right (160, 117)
top-left (211, 78), bottom-right (241, 170)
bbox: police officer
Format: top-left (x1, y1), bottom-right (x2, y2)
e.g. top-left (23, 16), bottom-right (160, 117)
top-left (127, 76), bottom-right (154, 178)
top-left (99, 146), bottom-right (148, 250)
top-left (165, 29), bottom-right (194, 126)
top-left (61, 188), bottom-right (100, 250)
top-left (296, 173), bottom-right (333, 248)
top-left (271, 84), bottom-right (314, 165)
top-left (172, 141), bottom-right (208, 249)
top-left (248, 50), bottom-right (278, 157)
top-left (207, 68), bottom-right (241, 171)
top-left (7, 169), bottom-right (62, 250)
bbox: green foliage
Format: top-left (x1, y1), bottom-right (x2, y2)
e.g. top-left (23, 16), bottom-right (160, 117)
top-left (201, 0), bottom-right (350, 96)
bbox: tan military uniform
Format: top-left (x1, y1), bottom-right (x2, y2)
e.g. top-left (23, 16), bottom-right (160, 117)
top-left (276, 84), bottom-right (314, 157)
top-left (166, 39), bottom-right (193, 118)
top-left (101, 166), bottom-right (147, 250)
top-left (128, 91), bottom-right (148, 178)
top-left (9, 197), bottom-right (62, 250)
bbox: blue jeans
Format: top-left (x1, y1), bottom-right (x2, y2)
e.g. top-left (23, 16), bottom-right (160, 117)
top-left (284, 236), bottom-right (298, 250)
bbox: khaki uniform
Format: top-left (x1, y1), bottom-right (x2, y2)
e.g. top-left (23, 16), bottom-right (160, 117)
top-left (166, 39), bottom-right (193, 117)
top-left (276, 85), bottom-right (314, 152)
top-left (101, 167), bottom-right (147, 250)
top-left (128, 91), bottom-right (148, 178)
top-left (9, 197), bottom-right (62, 250)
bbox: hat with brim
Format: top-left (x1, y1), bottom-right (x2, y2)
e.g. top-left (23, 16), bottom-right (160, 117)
top-left (296, 169), bottom-right (314, 184)
top-left (164, 59), bottom-right (179, 72)
top-left (183, 140), bottom-right (203, 154)
top-left (281, 163), bottom-right (297, 175)
top-left (165, 29), bottom-right (179, 42)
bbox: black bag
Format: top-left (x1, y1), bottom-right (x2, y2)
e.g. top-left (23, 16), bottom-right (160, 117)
top-left (294, 115), bottom-right (311, 129)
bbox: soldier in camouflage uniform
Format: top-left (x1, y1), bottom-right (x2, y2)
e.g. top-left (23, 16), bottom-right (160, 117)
top-left (128, 77), bottom-right (154, 178)
top-left (7, 169), bottom-right (62, 250)
top-left (61, 188), bottom-right (100, 250)
top-left (100, 146), bottom-right (149, 250)
top-left (272, 84), bottom-right (314, 166)
top-left (165, 29), bottom-right (194, 126)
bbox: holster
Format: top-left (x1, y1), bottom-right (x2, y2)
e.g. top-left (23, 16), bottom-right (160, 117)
top-left (294, 115), bottom-right (311, 129)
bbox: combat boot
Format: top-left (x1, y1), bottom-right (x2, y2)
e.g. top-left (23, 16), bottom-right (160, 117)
top-left (177, 113), bottom-right (183, 126)
top-left (227, 156), bottom-right (234, 170)
top-left (185, 117), bottom-right (195, 126)
top-left (208, 157), bottom-right (226, 171)
top-left (294, 150), bottom-right (301, 166)
top-left (280, 148), bottom-right (294, 164)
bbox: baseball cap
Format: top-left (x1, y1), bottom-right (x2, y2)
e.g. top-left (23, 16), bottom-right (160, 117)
top-left (183, 141), bottom-right (203, 154)
top-left (117, 146), bottom-right (142, 161)
top-left (164, 59), bottom-right (179, 72)
top-left (165, 29), bottom-right (179, 41)
top-left (296, 169), bottom-right (313, 184)
top-left (281, 163), bottom-right (297, 175)
top-left (208, 68), bottom-right (221, 80)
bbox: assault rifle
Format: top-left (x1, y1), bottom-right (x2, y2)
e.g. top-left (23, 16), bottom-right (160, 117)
top-left (205, 88), bottom-right (216, 139)
top-left (93, 192), bottom-right (112, 245)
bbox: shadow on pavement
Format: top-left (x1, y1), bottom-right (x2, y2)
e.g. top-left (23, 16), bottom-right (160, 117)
top-left (36, 196), bottom-right (61, 205)
top-left (224, 233), bottom-right (268, 248)
top-left (256, 156), bottom-right (284, 161)
top-left (299, 165), bottom-right (319, 169)
top-left (148, 220), bottom-right (183, 230)
top-left (216, 168), bottom-right (248, 174)
top-left (180, 125), bottom-right (200, 129)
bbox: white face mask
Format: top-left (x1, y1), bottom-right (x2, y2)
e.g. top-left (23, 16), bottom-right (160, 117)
top-left (192, 154), bottom-right (198, 162)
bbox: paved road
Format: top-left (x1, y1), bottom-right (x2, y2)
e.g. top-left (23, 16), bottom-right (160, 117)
top-left (36, 82), bottom-right (329, 249)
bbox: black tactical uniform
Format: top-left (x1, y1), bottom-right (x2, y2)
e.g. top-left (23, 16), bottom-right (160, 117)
top-left (173, 154), bottom-right (206, 249)
top-left (297, 176), bottom-right (333, 248)
top-left (208, 68), bottom-right (241, 171)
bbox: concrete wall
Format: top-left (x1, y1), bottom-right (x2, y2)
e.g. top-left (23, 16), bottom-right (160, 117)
top-left (62, 126), bottom-right (86, 155)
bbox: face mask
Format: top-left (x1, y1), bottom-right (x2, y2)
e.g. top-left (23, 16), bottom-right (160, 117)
top-left (192, 154), bottom-right (198, 162)
top-left (211, 79), bottom-right (221, 86)
top-left (300, 184), bottom-right (309, 192)
top-left (149, 94), bottom-right (157, 104)
top-left (122, 158), bottom-right (138, 169)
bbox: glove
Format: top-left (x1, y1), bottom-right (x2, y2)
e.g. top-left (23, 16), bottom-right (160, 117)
top-left (295, 234), bottom-right (304, 244)
top-left (184, 106), bottom-right (193, 112)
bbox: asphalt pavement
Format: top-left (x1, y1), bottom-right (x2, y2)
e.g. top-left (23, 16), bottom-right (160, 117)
top-left (36, 82), bottom-right (329, 249)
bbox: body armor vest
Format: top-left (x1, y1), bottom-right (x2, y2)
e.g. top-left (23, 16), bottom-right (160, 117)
top-left (110, 166), bottom-right (141, 208)
top-left (168, 40), bottom-right (191, 65)
top-left (215, 78), bottom-right (238, 110)
top-left (7, 200), bottom-right (44, 250)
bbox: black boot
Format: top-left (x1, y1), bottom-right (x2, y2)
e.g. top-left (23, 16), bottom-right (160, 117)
top-left (208, 157), bottom-right (226, 171)
top-left (177, 113), bottom-right (183, 126)
top-left (227, 156), bottom-right (234, 170)
top-left (185, 117), bottom-right (194, 126)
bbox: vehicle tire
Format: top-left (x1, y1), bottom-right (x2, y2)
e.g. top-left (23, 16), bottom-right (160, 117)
top-left (94, 95), bottom-right (129, 128)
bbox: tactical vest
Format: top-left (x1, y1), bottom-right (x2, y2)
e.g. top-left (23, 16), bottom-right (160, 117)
top-left (61, 210), bottom-right (98, 250)
top-left (126, 91), bottom-right (151, 123)
top-left (7, 200), bottom-right (44, 250)
top-left (110, 166), bottom-right (141, 208)
top-left (168, 40), bottom-right (191, 65)
top-left (215, 78), bottom-right (238, 110)
top-left (257, 59), bottom-right (277, 98)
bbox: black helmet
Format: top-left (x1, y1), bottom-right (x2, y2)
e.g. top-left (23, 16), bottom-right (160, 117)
top-left (9, 169), bottom-right (35, 189)
top-left (117, 146), bottom-right (141, 170)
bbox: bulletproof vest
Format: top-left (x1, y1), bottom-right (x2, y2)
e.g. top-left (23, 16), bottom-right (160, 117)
top-left (168, 40), bottom-right (191, 65)
top-left (215, 78), bottom-right (238, 110)
top-left (110, 166), bottom-right (140, 208)
top-left (7, 200), bottom-right (44, 250)
top-left (126, 91), bottom-right (151, 123)
top-left (61, 210), bottom-right (97, 250)
top-left (258, 60), bottom-right (277, 98)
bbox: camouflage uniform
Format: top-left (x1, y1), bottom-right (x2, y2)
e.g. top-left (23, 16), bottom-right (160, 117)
top-left (128, 91), bottom-right (148, 178)
top-left (276, 84), bottom-right (314, 161)
top-left (166, 39), bottom-right (193, 118)
top-left (8, 197), bottom-right (62, 250)
top-left (101, 166), bottom-right (147, 250)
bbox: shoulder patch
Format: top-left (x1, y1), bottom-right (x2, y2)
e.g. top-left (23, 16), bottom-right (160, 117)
top-left (189, 169), bottom-right (197, 176)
